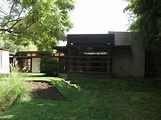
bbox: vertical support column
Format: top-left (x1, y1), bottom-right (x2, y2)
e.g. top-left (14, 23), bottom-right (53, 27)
top-left (107, 47), bottom-right (112, 74)
top-left (68, 47), bottom-right (72, 72)
top-left (110, 47), bottom-right (112, 74)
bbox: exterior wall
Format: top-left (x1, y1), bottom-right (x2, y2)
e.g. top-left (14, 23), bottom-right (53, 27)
top-left (0, 50), bottom-right (10, 73)
top-left (112, 48), bottom-right (131, 77)
top-left (109, 32), bottom-right (145, 77)
top-left (32, 58), bottom-right (40, 73)
top-left (66, 34), bottom-right (114, 77)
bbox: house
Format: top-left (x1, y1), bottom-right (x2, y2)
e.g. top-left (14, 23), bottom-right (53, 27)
top-left (0, 48), bottom-right (10, 73)
top-left (15, 51), bottom-right (47, 73)
top-left (54, 32), bottom-right (145, 77)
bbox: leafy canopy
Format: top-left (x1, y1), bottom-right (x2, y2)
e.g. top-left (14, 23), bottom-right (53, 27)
top-left (0, 0), bottom-right (75, 51)
top-left (125, 0), bottom-right (161, 77)
top-left (0, 34), bottom-right (38, 53)
top-left (125, 0), bottom-right (161, 44)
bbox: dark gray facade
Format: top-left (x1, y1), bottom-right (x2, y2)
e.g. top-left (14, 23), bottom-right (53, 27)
top-left (54, 32), bottom-right (145, 78)
top-left (109, 32), bottom-right (145, 77)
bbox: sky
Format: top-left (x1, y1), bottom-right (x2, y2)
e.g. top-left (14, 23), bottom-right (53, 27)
top-left (1, 0), bottom-right (129, 45)
top-left (1, 0), bottom-right (129, 34)
top-left (67, 0), bottom-right (129, 34)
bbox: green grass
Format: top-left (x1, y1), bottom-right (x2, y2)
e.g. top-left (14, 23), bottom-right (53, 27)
top-left (0, 74), bottom-right (161, 120)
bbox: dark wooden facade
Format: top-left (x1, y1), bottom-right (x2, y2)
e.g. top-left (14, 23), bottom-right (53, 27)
top-left (15, 51), bottom-right (47, 72)
top-left (54, 34), bottom-right (115, 77)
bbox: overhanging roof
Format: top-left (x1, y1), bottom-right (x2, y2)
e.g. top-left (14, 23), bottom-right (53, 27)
top-left (113, 45), bottom-right (131, 49)
top-left (53, 46), bottom-right (68, 54)
top-left (67, 34), bottom-right (115, 46)
top-left (53, 45), bottom-right (131, 54)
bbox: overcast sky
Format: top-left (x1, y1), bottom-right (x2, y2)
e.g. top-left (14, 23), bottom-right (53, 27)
top-left (1, 0), bottom-right (129, 45)
top-left (1, 0), bottom-right (129, 34)
top-left (67, 0), bottom-right (129, 34)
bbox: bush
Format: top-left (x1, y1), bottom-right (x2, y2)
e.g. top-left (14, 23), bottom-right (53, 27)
top-left (40, 54), bottom-right (59, 77)
top-left (0, 71), bottom-right (30, 111)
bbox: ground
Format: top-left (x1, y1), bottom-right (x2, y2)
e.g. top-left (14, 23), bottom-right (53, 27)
top-left (28, 81), bottom-right (67, 101)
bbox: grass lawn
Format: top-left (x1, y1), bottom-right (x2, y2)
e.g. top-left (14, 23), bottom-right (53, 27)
top-left (0, 74), bottom-right (161, 120)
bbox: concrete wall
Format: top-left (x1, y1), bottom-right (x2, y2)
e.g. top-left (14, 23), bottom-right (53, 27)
top-left (32, 58), bottom-right (40, 73)
top-left (109, 32), bottom-right (145, 77)
top-left (0, 50), bottom-right (10, 73)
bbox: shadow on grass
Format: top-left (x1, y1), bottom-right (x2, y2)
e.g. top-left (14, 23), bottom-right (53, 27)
top-left (1, 77), bottom-right (161, 120)
top-left (0, 99), bottom-right (70, 120)
top-left (0, 78), bottom-right (81, 120)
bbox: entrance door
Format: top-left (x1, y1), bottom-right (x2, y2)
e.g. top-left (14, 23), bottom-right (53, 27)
top-left (18, 58), bottom-right (31, 72)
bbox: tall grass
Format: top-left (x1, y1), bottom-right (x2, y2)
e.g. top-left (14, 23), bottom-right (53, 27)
top-left (0, 71), bottom-right (30, 111)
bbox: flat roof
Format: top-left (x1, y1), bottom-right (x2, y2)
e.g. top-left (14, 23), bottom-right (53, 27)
top-left (53, 46), bottom-right (68, 54)
top-left (0, 48), bottom-right (9, 51)
top-left (113, 45), bottom-right (131, 49)
top-left (16, 51), bottom-right (47, 53)
top-left (67, 34), bottom-right (115, 46)
top-left (67, 34), bottom-right (114, 38)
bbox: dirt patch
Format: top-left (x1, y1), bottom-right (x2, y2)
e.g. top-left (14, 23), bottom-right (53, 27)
top-left (28, 81), bottom-right (67, 101)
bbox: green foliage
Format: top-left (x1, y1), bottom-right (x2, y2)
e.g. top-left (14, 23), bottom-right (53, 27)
top-left (0, 34), bottom-right (37, 53)
top-left (125, 0), bottom-right (161, 77)
top-left (40, 53), bottom-right (59, 77)
top-left (0, 36), bottom-right (4, 48)
top-left (0, 0), bottom-right (76, 51)
top-left (0, 71), bottom-right (30, 111)
top-left (125, 0), bottom-right (161, 42)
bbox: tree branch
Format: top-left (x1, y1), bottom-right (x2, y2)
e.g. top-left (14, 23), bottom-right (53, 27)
top-left (0, 10), bottom-right (7, 16)
top-left (1, 17), bottom-right (24, 28)
top-left (18, 8), bottom-right (24, 18)
top-left (9, 19), bottom-right (22, 30)
top-left (0, 28), bottom-right (20, 34)
top-left (7, 3), bottom-right (15, 23)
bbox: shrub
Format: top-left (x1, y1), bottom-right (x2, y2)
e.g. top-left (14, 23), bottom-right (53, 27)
top-left (0, 71), bottom-right (30, 111)
top-left (40, 53), bottom-right (59, 77)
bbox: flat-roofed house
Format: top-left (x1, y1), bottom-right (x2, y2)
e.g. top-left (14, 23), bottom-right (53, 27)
top-left (54, 32), bottom-right (145, 78)
top-left (15, 51), bottom-right (47, 73)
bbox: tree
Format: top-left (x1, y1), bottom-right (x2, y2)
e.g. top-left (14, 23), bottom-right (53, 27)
top-left (0, 0), bottom-right (75, 51)
top-left (125, 0), bottom-right (161, 77)
top-left (40, 52), bottom-right (59, 77)
top-left (0, 34), bottom-right (37, 53)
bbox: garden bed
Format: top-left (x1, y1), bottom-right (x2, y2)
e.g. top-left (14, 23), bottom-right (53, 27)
top-left (28, 81), bottom-right (67, 101)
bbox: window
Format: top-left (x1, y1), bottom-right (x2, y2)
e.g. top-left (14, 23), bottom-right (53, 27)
top-left (68, 46), bottom-right (112, 73)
